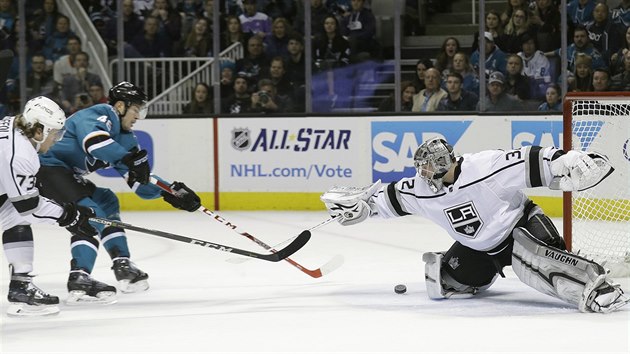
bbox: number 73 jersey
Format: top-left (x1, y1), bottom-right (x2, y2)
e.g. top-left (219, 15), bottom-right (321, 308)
top-left (371, 146), bottom-right (560, 252)
top-left (0, 116), bottom-right (63, 228)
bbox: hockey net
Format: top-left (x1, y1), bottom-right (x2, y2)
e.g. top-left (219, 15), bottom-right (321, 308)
top-left (563, 92), bottom-right (630, 277)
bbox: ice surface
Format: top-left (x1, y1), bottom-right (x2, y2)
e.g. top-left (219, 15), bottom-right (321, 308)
top-left (1, 211), bottom-right (628, 353)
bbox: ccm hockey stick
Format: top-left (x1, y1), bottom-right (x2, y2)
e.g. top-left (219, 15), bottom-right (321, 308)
top-left (152, 177), bottom-right (344, 278)
top-left (90, 217), bottom-right (310, 262)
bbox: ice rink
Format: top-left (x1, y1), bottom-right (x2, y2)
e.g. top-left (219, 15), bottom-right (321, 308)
top-left (1, 211), bottom-right (629, 353)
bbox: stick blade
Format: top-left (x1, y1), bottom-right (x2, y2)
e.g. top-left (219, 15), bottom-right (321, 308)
top-left (268, 230), bottom-right (311, 262)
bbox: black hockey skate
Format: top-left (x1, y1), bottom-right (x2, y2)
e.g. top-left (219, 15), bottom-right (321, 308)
top-left (7, 269), bottom-right (60, 316)
top-left (67, 262), bottom-right (117, 304)
top-left (112, 257), bottom-right (149, 293)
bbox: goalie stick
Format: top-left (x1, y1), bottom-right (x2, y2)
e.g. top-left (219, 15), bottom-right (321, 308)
top-left (152, 177), bottom-right (344, 278)
top-left (89, 217), bottom-right (310, 262)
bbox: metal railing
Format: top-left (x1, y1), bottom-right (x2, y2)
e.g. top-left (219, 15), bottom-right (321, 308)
top-left (115, 43), bottom-right (243, 115)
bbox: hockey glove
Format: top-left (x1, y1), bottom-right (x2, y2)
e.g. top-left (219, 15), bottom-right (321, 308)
top-left (58, 203), bottom-right (97, 238)
top-left (161, 182), bottom-right (201, 212)
top-left (324, 200), bottom-right (372, 226)
top-left (122, 149), bottom-right (150, 186)
top-left (550, 151), bottom-right (613, 191)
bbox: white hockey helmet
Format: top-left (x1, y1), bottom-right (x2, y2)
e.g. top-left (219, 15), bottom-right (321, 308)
top-left (413, 138), bottom-right (455, 193)
top-left (22, 96), bottom-right (66, 149)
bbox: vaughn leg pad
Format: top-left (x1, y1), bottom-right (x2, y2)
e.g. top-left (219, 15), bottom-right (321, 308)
top-left (512, 227), bottom-right (629, 313)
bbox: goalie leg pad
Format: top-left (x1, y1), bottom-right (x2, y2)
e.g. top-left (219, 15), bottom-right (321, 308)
top-left (523, 213), bottom-right (566, 250)
top-left (511, 227), bottom-right (629, 313)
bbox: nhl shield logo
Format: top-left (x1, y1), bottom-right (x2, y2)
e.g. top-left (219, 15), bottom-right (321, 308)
top-left (444, 201), bottom-right (483, 238)
top-left (232, 128), bottom-right (250, 150)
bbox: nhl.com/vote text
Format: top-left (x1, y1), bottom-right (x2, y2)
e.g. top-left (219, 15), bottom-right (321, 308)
top-left (230, 164), bottom-right (352, 179)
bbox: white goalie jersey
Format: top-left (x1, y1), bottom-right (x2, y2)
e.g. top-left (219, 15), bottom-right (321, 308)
top-left (0, 116), bottom-right (63, 229)
top-left (371, 146), bottom-right (560, 252)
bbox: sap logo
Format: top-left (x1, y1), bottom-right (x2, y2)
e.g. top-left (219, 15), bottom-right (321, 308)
top-left (371, 121), bottom-right (470, 182)
top-left (96, 130), bottom-right (154, 177)
top-left (444, 201), bottom-right (483, 238)
top-left (512, 121), bottom-right (563, 148)
top-left (245, 128), bottom-right (351, 152)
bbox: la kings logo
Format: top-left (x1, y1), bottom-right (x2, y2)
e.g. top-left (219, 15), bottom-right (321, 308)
top-left (444, 202), bottom-right (483, 238)
top-left (232, 128), bottom-right (250, 150)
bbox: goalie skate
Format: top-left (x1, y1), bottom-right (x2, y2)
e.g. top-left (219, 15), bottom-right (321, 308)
top-left (7, 273), bottom-right (60, 317)
top-left (112, 257), bottom-right (149, 293)
top-left (66, 270), bottom-right (117, 305)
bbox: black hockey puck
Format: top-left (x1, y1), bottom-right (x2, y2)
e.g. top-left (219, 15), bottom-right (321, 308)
top-left (394, 284), bottom-right (407, 294)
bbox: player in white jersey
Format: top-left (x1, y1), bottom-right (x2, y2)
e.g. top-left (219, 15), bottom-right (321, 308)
top-left (321, 137), bottom-right (629, 313)
top-left (0, 96), bottom-right (97, 316)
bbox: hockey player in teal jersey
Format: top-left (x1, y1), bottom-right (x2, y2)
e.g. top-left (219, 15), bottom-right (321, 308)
top-left (37, 81), bottom-right (201, 304)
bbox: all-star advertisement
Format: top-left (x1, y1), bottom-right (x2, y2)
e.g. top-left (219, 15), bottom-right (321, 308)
top-left (219, 118), bottom-right (368, 192)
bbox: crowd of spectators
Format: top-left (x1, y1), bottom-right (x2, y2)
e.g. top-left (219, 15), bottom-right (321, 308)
top-left (3, 0), bottom-right (630, 116)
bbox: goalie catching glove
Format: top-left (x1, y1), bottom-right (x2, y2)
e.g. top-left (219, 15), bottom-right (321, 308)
top-left (320, 180), bottom-right (381, 226)
top-left (162, 182), bottom-right (201, 212)
top-left (549, 151), bottom-right (614, 191)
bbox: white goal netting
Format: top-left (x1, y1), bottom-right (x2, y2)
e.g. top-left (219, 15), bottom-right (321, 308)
top-left (566, 96), bottom-right (630, 276)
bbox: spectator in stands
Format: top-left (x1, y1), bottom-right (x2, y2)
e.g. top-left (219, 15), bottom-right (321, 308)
top-left (9, 53), bottom-right (58, 102)
top-left (567, 0), bottom-right (596, 27)
top-left (88, 82), bottom-right (108, 105)
top-left (235, 35), bottom-right (270, 91)
top-left (547, 25), bottom-right (606, 74)
top-left (293, 0), bottom-right (331, 38)
top-left (471, 10), bottom-right (506, 53)
top-left (437, 72), bottom-right (479, 112)
top-left (262, 56), bottom-right (294, 98)
top-left (43, 15), bottom-right (74, 64)
top-left (132, 0), bottom-right (154, 20)
top-left (130, 15), bottom-right (172, 57)
top-left (447, 52), bottom-right (480, 95)
top-left (504, 54), bottom-right (531, 101)
top-left (500, 8), bottom-right (537, 54)
top-left (411, 58), bottom-right (433, 92)
top-left (60, 51), bottom-right (102, 113)
top-left (609, 27), bottom-right (630, 76)
top-left (568, 53), bottom-right (594, 92)
top-left (585, 3), bottom-right (623, 65)
top-left (435, 37), bottom-right (461, 76)
top-left (313, 15), bottom-right (351, 71)
top-left (53, 36), bottom-right (95, 87)
top-left (500, 0), bottom-right (534, 26)
top-left (611, 0), bottom-right (630, 29)
top-left (239, 0), bottom-right (272, 39)
top-left (403, 0), bottom-right (422, 36)
top-left (182, 17), bottom-right (212, 57)
top-left (530, 0), bottom-right (561, 52)
top-left (378, 80), bottom-right (415, 112)
top-left (220, 60), bottom-right (235, 98)
top-left (537, 83), bottom-right (562, 111)
top-left (104, 0), bottom-right (143, 52)
top-left (611, 50), bottom-right (630, 91)
top-left (260, 0), bottom-right (297, 22)
top-left (250, 78), bottom-right (293, 114)
top-left (286, 33), bottom-right (305, 88)
top-left (478, 71), bottom-right (524, 112)
top-left (517, 34), bottom-right (551, 100)
top-left (264, 17), bottom-right (291, 60)
top-left (28, 0), bottom-right (60, 52)
top-left (411, 68), bottom-right (447, 112)
top-left (150, 0), bottom-right (182, 51)
top-left (0, 0), bottom-right (15, 41)
top-left (178, 0), bottom-right (204, 37)
top-left (592, 67), bottom-right (611, 92)
top-left (221, 15), bottom-right (249, 50)
top-left (471, 32), bottom-right (508, 77)
top-left (183, 82), bottom-right (214, 114)
top-left (223, 75), bottom-right (251, 114)
top-left (341, 0), bottom-right (379, 62)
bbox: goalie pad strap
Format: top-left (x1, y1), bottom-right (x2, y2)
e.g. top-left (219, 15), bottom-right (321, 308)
top-left (511, 227), bottom-right (606, 310)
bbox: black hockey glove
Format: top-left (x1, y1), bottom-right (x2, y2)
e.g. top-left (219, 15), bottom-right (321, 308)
top-left (122, 149), bottom-right (150, 186)
top-left (161, 182), bottom-right (201, 212)
top-left (58, 203), bottom-right (97, 238)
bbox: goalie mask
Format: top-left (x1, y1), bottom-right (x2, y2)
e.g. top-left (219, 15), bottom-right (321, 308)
top-left (413, 138), bottom-right (455, 193)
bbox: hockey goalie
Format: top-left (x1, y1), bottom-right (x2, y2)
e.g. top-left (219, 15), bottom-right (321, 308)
top-left (321, 138), bottom-right (629, 313)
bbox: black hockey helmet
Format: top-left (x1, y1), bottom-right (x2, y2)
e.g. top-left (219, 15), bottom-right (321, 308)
top-left (108, 81), bottom-right (148, 118)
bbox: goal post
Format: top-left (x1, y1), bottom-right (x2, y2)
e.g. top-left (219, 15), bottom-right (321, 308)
top-left (563, 92), bottom-right (630, 276)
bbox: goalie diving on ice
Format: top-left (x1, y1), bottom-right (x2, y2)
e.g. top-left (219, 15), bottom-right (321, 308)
top-left (321, 137), bottom-right (628, 313)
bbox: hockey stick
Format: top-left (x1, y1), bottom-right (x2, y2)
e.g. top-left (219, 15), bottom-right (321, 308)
top-left (152, 177), bottom-right (344, 278)
top-left (89, 217), bottom-right (310, 262)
